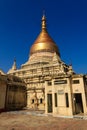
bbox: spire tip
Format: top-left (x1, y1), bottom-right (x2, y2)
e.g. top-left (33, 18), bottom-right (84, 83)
top-left (42, 10), bottom-right (46, 30)
top-left (43, 10), bottom-right (45, 17)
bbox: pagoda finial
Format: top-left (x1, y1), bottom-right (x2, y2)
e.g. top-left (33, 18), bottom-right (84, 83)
top-left (12, 58), bottom-right (17, 70)
top-left (42, 11), bottom-right (46, 30)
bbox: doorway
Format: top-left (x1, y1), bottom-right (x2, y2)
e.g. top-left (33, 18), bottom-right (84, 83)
top-left (74, 93), bottom-right (83, 114)
top-left (47, 94), bottom-right (52, 113)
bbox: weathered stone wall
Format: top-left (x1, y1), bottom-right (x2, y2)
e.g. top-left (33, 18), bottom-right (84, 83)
top-left (6, 85), bottom-right (27, 110)
top-left (0, 75), bottom-right (27, 112)
top-left (0, 81), bottom-right (6, 112)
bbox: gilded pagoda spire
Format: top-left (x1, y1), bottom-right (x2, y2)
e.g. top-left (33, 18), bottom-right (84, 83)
top-left (30, 14), bottom-right (60, 56)
top-left (42, 14), bottom-right (47, 30)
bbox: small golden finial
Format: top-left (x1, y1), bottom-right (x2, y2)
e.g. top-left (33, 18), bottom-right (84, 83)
top-left (42, 10), bottom-right (46, 30)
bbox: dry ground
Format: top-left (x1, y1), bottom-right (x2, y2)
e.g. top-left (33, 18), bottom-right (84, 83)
top-left (0, 110), bottom-right (87, 130)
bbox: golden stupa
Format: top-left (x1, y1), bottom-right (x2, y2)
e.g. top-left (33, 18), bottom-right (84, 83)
top-left (30, 15), bottom-right (60, 56)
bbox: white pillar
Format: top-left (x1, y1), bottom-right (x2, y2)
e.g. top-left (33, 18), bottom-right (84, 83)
top-left (52, 79), bottom-right (55, 114)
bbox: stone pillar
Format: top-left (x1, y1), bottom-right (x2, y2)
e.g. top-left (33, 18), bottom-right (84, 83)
top-left (45, 81), bottom-right (47, 114)
top-left (26, 91), bottom-right (30, 108)
top-left (69, 77), bottom-right (74, 115)
top-left (81, 78), bottom-right (87, 114)
top-left (52, 79), bottom-right (55, 114)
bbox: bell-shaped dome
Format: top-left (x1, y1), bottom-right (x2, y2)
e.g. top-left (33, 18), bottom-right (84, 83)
top-left (30, 15), bottom-right (60, 56)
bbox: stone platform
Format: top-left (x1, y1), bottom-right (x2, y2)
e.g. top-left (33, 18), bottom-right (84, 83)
top-left (0, 110), bottom-right (87, 130)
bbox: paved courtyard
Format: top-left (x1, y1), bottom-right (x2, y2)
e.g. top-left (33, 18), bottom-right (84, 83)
top-left (0, 110), bottom-right (87, 130)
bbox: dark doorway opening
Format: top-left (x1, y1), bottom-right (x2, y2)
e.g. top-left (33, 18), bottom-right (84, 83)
top-left (47, 94), bottom-right (52, 113)
top-left (74, 93), bottom-right (83, 114)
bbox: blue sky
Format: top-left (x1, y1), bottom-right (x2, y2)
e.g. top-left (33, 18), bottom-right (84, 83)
top-left (0, 0), bottom-right (87, 74)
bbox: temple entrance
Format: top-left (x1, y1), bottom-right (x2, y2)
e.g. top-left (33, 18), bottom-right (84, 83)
top-left (47, 94), bottom-right (52, 113)
top-left (74, 93), bottom-right (83, 114)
